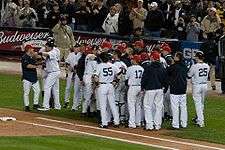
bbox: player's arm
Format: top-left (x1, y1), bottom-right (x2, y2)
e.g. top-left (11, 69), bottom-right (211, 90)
top-left (187, 65), bottom-right (194, 79)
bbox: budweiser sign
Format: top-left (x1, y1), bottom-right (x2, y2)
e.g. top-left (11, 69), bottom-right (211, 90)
top-left (0, 31), bottom-right (50, 44)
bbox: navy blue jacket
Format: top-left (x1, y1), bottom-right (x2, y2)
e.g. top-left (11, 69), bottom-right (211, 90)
top-left (167, 61), bottom-right (188, 95)
top-left (141, 61), bottom-right (167, 91)
top-left (21, 54), bottom-right (38, 83)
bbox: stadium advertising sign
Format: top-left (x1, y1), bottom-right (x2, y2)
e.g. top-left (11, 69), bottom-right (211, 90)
top-left (0, 27), bottom-right (50, 53)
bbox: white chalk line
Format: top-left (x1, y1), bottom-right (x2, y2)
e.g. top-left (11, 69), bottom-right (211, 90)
top-left (36, 117), bottom-right (225, 150)
top-left (16, 120), bottom-right (178, 150)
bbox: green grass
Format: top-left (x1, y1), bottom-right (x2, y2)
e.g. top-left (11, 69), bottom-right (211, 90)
top-left (0, 135), bottom-right (158, 150)
top-left (1, 73), bottom-right (225, 145)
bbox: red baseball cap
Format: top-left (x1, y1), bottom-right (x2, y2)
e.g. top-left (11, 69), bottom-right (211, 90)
top-left (101, 40), bottom-right (112, 49)
top-left (140, 52), bottom-right (149, 61)
top-left (150, 51), bottom-right (160, 61)
top-left (24, 44), bottom-right (34, 52)
top-left (116, 42), bottom-right (127, 53)
top-left (84, 45), bottom-right (93, 55)
top-left (162, 46), bottom-right (171, 53)
top-left (134, 40), bottom-right (144, 49)
top-left (131, 54), bottom-right (141, 63)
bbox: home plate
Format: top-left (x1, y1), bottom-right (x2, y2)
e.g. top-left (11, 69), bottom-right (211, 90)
top-left (0, 117), bottom-right (16, 121)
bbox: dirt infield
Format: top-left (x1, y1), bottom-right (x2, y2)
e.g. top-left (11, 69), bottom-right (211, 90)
top-left (0, 108), bottom-right (224, 150)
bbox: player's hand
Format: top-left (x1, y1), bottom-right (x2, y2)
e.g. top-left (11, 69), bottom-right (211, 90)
top-left (80, 81), bottom-right (84, 86)
top-left (139, 90), bottom-right (145, 96)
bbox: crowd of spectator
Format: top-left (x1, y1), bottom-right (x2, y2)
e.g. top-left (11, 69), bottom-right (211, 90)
top-left (1, 0), bottom-right (225, 41)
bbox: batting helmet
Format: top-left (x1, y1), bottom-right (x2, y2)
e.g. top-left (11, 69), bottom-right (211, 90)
top-left (45, 37), bottom-right (55, 47)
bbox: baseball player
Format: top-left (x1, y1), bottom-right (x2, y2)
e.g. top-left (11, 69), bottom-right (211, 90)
top-left (167, 52), bottom-right (188, 129)
top-left (82, 45), bottom-right (97, 115)
top-left (161, 43), bottom-right (173, 120)
top-left (188, 52), bottom-right (209, 127)
top-left (38, 37), bottom-right (61, 111)
top-left (21, 45), bottom-right (41, 111)
top-left (113, 50), bottom-right (128, 123)
top-left (141, 51), bottom-right (167, 130)
top-left (64, 44), bottom-right (82, 109)
top-left (126, 54), bottom-right (144, 128)
top-left (93, 52), bottom-right (120, 128)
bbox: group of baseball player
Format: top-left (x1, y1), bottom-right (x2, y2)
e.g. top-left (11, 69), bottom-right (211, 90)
top-left (21, 37), bottom-right (209, 130)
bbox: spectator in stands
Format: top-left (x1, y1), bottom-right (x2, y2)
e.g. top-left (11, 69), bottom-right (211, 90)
top-left (172, 1), bottom-right (186, 27)
top-left (1, 2), bottom-right (18, 27)
top-left (88, 0), bottom-right (108, 32)
top-left (145, 2), bottom-right (165, 37)
top-left (75, 0), bottom-right (91, 31)
top-left (36, 0), bottom-right (51, 27)
top-left (47, 2), bottom-right (60, 29)
top-left (129, 0), bottom-right (147, 33)
top-left (200, 32), bottom-right (218, 91)
top-left (17, 0), bottom-right (24, 10)
top-left (52, 15), bottom-right (76, 61)
top-left (201, 7), bottom-right (221, 39)
top-left (63, 0), bottom-right (79, 31)
top-left (161, 0), bottom-right (174, 30)
top-left (18, 0), bottom-right (38, 27)
top-left (217, 1), bottom-right (225, 25)
top-left (102, 6), bottom-right (118, 34)
top-left (118, 4), bottom-right (133, 35)
top-left (186, 15), bottom-right (201, 41)
top-left (175, 17), bottom-right (186, 40)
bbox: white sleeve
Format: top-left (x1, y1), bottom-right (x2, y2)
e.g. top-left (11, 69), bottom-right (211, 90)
top-left (188, 65), bottom-right (194, 78)
top-left (113, 64), bottom-right (120, 75)
top-left (125, 67), bottom-right (130, 80)
top-left (94, 64), bottom-right (100, 76)
top-left (47, 50), bottom-right (57, 60)
top-left (65, 53), bottom-right (72, 64)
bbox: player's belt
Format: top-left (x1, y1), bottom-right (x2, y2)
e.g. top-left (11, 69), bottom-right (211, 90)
top-left (99, 82), bottom-right (112, 84)
top-left (199, 82), bottom-right (207, 84)
top-left (130, 85), bottom-right (141, 86)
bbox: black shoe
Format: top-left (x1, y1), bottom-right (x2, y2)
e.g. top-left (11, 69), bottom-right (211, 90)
top-left (113, 124), bottom-right (119, 128)
top-left (212, 85), bottom-right (216, 90)
top-left (192, 116), bottom-right (197, 124)
top-left (99, 124), bottom-right (108, 128)
top-left (33, 104), bottom-right (40, 110)
top-left (80, 113), bottom-right (87, 117)
top-left (24, 106), bottom-right (30, 112)
top-left (63, 102), bottom-right (69, 109)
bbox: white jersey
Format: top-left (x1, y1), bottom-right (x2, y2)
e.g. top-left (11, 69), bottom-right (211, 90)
top-left (84, 54), bottom-right (97, 75)
top-left (95, 62), bottom-right (120, 83)
top-left (126, 65), bottom-right (144, 86)
top-left (45, 47), bottom-right (60, 73)
top-left (65, 52), bottom-right (81, 69)
top-left (160, 57), bottom-right (168, 68)
top-left (188, 62), bottom-right (210, 85)
top-left (114, 60), bottom-right (127, 81)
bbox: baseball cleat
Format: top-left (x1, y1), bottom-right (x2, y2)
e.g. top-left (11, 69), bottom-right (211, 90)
top-left (99, 124), bottom-right (108, 128)
top-left (37, 107), bottom-right (50, 111)
top-left (24, 106), bottom-right (31, 112)
top-left (33, 104), bottom-right (41, 110)
top-left (63, 102), bottom-right (69, 109)
top-left (113, 124), bottom-right (120, 128)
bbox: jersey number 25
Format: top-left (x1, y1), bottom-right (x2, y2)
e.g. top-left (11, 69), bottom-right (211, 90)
top-left (199, 68), bottom-right (208, 77)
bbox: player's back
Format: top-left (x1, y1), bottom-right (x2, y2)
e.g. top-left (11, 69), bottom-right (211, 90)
top-left (126, 65), bottom-right (144, 86)
top-left (96, 62), bottom-right (119, 83)
top-left (188, 63), bottom-right (210, 85)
